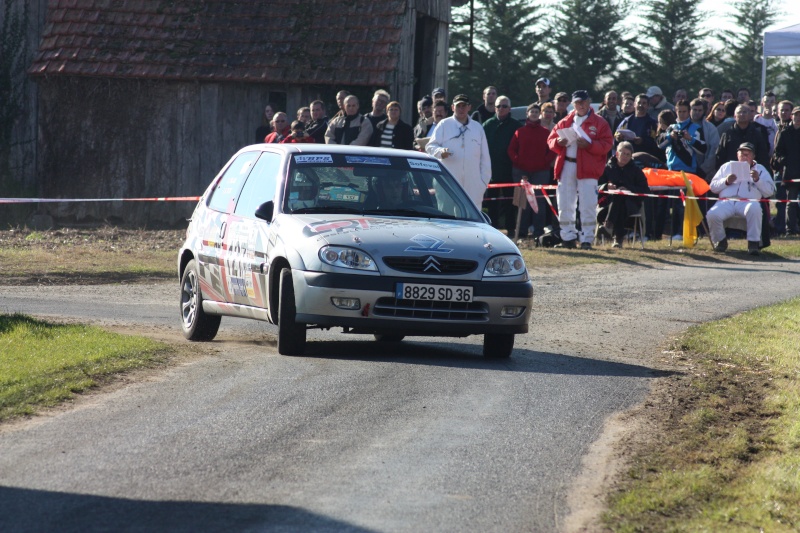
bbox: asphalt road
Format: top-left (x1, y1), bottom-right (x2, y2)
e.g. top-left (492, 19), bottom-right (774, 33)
top-left (1, 256), bottom-right (799, 532)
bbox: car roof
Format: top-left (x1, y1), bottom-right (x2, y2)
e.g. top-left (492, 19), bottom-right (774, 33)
top-left (241, 143), bottom-right (432, 160)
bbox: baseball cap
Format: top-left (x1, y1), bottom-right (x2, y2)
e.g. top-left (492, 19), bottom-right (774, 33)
top-left (535, 77), bottom-right (551, 87)
top-left (646, 86), bottom-right (663, 98)
top-left (432, 87), bottom-right (446, 96)
top-left (792, 107), bottom-right (800, 115)
top-left (420, 96), bottom-right (433, 106)
top-left (453, 94), bottom-right (470, 105)
top-left (737, 142), bottom-right (755, 153)
top-left (571, 90), bottom-right (590, 102)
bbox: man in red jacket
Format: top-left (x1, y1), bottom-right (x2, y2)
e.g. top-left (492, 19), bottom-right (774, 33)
top-left (546, 90), bottom-right (613, 249)
top-left (508, 103), bottom-right (556, 240)
top-left (264, 112), bottom-right (291, 143)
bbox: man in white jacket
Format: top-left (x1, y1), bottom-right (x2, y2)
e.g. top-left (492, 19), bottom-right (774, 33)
top-left (426, 94), bottom-right (492, 209)
top-left (707, 142), bottom-right (776, 256)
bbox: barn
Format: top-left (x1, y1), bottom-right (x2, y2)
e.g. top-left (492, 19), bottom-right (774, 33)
top-left (8, 0), bottom-right (456, 226)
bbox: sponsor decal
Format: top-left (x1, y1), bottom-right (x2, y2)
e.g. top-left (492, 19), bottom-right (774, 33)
top-left (405, 234), bottom-right (453, 253)
top-left (345, 156), bottom-right (391, 165)
top-left (407, 159), bottom-right (441, 171)
top-left (295, 154), bottom-right (333, 164)
top-left (228, 276), bottom-right (248, 297)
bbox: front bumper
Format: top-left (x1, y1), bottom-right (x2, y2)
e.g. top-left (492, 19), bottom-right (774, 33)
top-left (293, 270), bottom-right (532, 336)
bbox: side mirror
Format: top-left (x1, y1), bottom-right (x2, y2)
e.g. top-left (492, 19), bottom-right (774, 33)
top-left (255, 201), bottom-right (274, 222)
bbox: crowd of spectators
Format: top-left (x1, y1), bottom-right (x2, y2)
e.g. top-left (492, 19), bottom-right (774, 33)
top-left (253, 78), bottom-right (799, 254)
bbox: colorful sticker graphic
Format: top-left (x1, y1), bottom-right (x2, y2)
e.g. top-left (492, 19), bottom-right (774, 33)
top-left (404, 234), bottom-right (453, 253)
top-left (407, 159), bottom-right (441, 171)
top-left (295, 154), bottom-right (333, 164)
top-left (345, 156), bottom-right (391, 165)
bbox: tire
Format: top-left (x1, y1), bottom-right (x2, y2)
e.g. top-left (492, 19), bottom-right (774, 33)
top-left (374, 334), bottom-right (405, 343)
top-left (180, 259), bottom-right (221, 341)
top-left (483, 333), bottom-right (515, 359)
top-left (278, 268), bottom-right (307, 355)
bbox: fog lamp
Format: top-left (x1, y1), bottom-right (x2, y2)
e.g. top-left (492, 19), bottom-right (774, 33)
top-left (331, 297), bottom-right (361, 310)
top-left (501, 306), bottom-right (525, 318)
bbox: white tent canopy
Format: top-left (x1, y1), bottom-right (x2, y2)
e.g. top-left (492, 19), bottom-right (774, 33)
top-left (761, 22), bottom-right (800, 97)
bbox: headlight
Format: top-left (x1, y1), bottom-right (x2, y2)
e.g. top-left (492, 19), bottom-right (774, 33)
top-left (484, 254), bottom-right (527, 277)
top-left (319, 246), bottom-right (378, 271)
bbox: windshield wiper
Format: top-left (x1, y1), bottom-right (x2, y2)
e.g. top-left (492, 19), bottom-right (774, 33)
top-left (292, 206), bottom-right (364, 215)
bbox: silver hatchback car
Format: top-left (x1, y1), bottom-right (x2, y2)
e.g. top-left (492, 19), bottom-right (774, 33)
top-left (178, 145), bottom-right (532, 357)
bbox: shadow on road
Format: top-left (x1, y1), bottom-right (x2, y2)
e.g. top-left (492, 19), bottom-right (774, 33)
top-left (0, 485), bottom-right (375, 533)
top-left (294, 339), bottom-right (672, 379)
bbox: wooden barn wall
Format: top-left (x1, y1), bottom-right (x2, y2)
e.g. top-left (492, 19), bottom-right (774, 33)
top-left (36, 78), bottom-right (275, 226)
top-left (1, 0), bottom-right (48, 224)
top-left (412, 0), bottom-right (452, 22)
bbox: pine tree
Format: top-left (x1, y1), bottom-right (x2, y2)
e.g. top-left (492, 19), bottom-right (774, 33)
top-left (617, 0), bottom-right (712, 96)
top-left (449, 0), bottom-right (547, 105)
top-left (718, 0), bottom-right (778, 97)
top-left (543, 0), bottom-right (629, 100)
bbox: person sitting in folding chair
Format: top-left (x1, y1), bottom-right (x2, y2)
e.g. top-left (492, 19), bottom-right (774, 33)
top-left (598, 141), bottom-right (650, 248)
top-left (708, 142), bottom-right (776, 256)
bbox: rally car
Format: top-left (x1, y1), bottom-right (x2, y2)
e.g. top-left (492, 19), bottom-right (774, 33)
top-left (178, 144), bottom-right (532, 357)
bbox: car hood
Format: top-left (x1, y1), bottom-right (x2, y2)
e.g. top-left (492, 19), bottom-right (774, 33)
top-left (275, 213), bottom-right (520, 273)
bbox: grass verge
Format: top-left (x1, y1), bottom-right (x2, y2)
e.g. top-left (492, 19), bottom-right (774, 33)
top-left (0, 313), bottom-right (172, 422)
top-left (604, 297), bottom-right (800, 532)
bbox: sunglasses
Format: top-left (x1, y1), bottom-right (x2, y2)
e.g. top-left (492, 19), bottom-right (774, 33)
top-left (702, 93), bottom-right (713, 97)
top-left (496, 104), bottom-right (510, 108)
top-left (557, 98), bottom-right (568, 102)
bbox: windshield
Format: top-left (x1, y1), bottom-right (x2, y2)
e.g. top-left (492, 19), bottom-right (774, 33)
top-left (283, 153), bottom-right (483, 221)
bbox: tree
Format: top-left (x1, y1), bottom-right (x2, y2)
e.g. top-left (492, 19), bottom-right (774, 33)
top-left (718, 0), bottom-right (779, 97)
top-left (616, 0), bottom-right (712, 96)
top-left (449, 0), bottom-right (548, 105)
top-left (543, 0), bottom-right (629, 100)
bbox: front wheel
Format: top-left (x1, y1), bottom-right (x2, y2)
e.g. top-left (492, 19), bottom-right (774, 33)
top-left (483, 333), bottom-right (514, 359)
top-left (278, 268), bottom-right (307, 355)
top-left (180, 259), bottom-right (221, 341)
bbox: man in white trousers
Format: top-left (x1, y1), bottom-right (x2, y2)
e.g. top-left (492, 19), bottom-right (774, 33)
top-left (546, 90), bottom-right (613, 249)
top-left (426, 94), bottom-right (492, 210)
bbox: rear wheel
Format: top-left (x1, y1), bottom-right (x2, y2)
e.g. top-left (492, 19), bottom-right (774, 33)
top-left (278, 268), bottom-right (307, 355)
top-left (180, 259), bottom-right (221, 341)
top-left (483, 333), bottom-right (514, 359)
top-left (374, 334), bottom-right (405, 343)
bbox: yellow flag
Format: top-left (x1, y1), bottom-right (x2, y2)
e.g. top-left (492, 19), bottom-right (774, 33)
top-left (682, 171), bottom-right (703, 248)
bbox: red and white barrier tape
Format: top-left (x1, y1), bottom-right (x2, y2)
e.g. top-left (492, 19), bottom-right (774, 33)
top-left (0, 196), bottom-right (201, 204)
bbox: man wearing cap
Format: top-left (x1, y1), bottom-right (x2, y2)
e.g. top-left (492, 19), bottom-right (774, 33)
top-left (432, 87), bottom-right (447, 103)
top-left (414, 96), bottom-right (434, 139)
top-left (546, 90), bottom-right (614, 249)
top-left (535, 78), bottom-right (552, 106)
top-left (553, 92), bottom-right (570, 121)
top-left (707, 142), bottom-right (775, 255)
top-left (646, 86), bottom-right (675, 120)
top-left (472, 86), bottom-right (498, 124)
top-left (426, 94), bottom-right (491, 208)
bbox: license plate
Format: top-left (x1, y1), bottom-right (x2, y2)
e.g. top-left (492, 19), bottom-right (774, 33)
top-left (396, 283), bottom-right (473, 302)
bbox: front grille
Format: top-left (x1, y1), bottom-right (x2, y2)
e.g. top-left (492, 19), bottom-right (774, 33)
top-left (372, 297), bottom-right (489, 321)
top-left (382, 256), bottom-right (478, 275)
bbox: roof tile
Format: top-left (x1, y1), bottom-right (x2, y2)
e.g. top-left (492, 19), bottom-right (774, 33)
top-left (29, 0), bottom-right (411, 86)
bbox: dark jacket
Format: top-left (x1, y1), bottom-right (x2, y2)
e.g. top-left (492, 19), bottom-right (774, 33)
top-left (471, 104), bottom-right (494, 124)
top-left (772, 124), bottom-right (800, 181)
top-left (716, 122), bottom-right (770, 173)
top-left (598, 156), bottom-right (650, 212)
top-left (370, 119), bottom-right (415, 150)
top-left (306, 117), bottom-right (329, 144)
top-left (483, 115), bottom-right (522, 183)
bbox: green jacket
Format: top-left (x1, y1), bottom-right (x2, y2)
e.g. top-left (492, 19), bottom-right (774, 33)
top-left (483, 115), bottom-right (522, 183)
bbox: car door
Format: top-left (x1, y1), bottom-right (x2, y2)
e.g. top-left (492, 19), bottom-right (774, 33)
top-left (226, 150), bottom-right (283, 309)
top-left (199, 150), bottom-right (261, 303)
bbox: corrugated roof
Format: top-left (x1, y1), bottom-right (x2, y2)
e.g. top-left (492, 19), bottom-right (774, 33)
top-left (29, 0), bottom-right (407, 86)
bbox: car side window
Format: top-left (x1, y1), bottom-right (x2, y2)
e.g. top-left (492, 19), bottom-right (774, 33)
top-left (207, 151), bottom-right (261, 213)
top-left (234, 151), bottom-right (282, 218)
